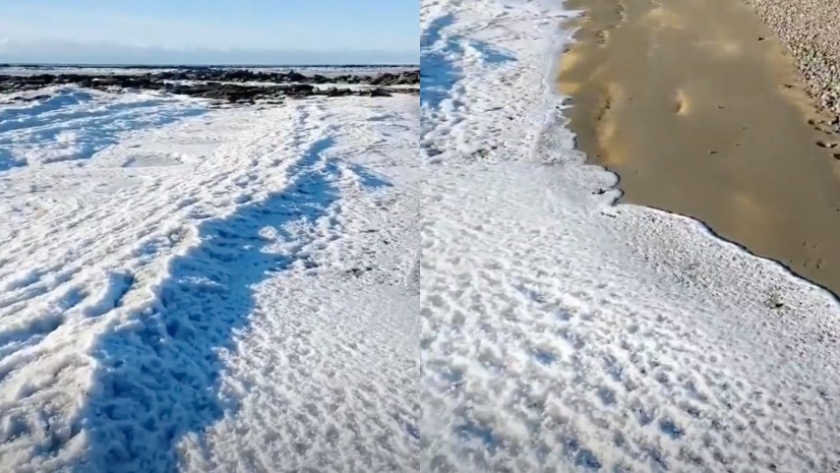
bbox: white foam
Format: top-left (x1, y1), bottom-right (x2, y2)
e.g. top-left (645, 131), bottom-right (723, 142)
top-left (0, 90), bottom-right (420, 472)
top-left (420, 0), bottom-right (840, 471)
top-left (162, 79), bottom-right (419, 91)
top-left (0, 87), bottom-right (206, 171)
top-left (0, 65), bottom-right (417, 78)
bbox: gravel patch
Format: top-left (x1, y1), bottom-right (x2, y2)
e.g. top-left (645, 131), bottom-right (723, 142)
top-left (740, 0), bottom-right (840, 125)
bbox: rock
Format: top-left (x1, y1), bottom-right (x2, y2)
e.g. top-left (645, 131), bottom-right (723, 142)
top-left (370, 73), bottom-right (398, 85)
top-left (367, 88), bottom-right (393, 97)
top-left (324, 87), bottom-right (353, 97)
top-left (0, 67), bottom-right (419, 104)
top-left (310, 74), bottom-right (331, 84)
top-left (285, 70), bottom-right (308, 83)
top-left (93, 77), bottom-right (123, 87)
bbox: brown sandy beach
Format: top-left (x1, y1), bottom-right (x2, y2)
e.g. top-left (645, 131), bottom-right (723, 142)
top-left (558, 0), bottom-right (840, 298)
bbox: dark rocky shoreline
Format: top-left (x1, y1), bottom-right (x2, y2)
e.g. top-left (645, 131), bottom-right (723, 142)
top-left (0, 68), bottom-right (419, 103)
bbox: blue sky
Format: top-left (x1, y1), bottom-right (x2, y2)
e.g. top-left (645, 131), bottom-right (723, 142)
top-left (0, 0), bottom-right (418, 65)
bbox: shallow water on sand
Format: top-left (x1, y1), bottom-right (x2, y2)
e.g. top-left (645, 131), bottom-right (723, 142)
top-left (559, 0), bottom-right (840, 297)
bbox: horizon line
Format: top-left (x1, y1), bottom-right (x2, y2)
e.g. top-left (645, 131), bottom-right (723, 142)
top-left (0, 62), bottom-right (419, 68)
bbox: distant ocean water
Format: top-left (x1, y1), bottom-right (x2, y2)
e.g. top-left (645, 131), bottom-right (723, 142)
top-left (0, 63), bottom-right (418, 78)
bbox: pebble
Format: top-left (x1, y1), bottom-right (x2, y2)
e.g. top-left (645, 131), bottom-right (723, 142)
top-left (740, 0), bottom-right (840, 118)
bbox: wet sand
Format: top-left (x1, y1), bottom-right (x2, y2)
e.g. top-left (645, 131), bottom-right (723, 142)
top-left (558, 0), bottom-right (840, 298)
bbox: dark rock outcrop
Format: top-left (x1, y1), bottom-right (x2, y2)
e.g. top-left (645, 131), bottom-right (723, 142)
top-left (0, 67), bottom-right (419, 103)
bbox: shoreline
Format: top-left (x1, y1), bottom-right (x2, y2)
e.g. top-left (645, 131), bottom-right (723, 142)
top-left (0, 69), bottom-right (420, 103)
top-left (557, 0), bottom-right (840, 299)
top-left (421, 0), bottom-right (840, 471)
top-left (739, 0), bottom-right (840, 129)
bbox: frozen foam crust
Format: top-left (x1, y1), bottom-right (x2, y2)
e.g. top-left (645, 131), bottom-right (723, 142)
top-left (421, 0), bottom-right (840, 471)
top-left (0, 89), bottom-right (420, 471)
